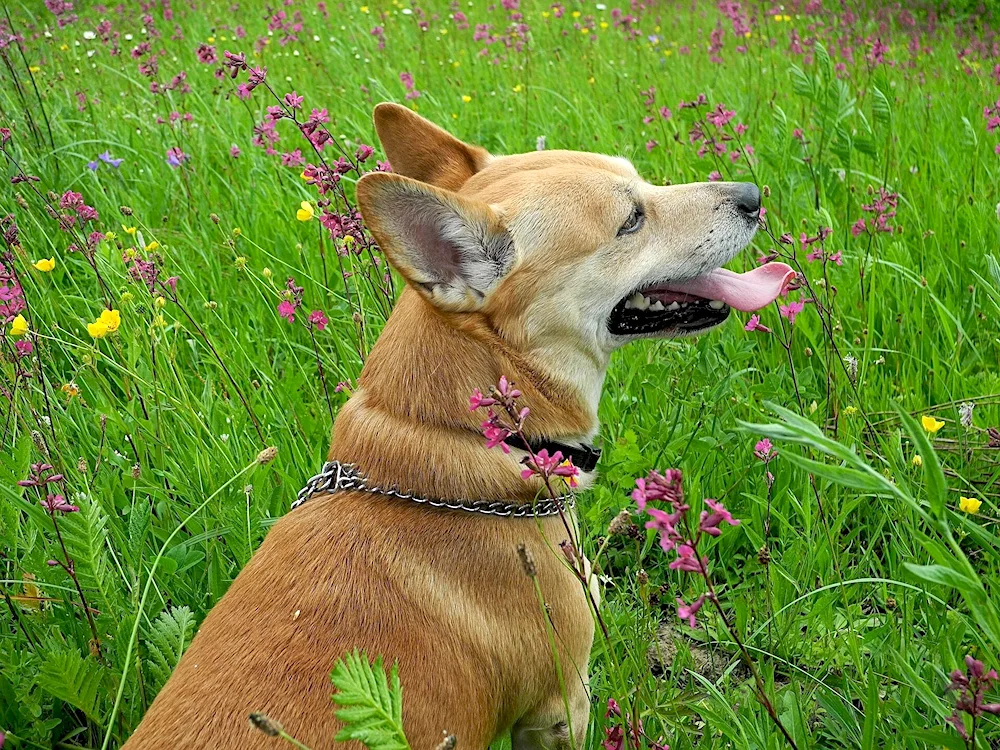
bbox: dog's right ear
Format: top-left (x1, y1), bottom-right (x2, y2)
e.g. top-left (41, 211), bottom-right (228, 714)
top-left (372, 102), bottom-right (491, 191)
top-left (356, 171), bottom-right (514, 312)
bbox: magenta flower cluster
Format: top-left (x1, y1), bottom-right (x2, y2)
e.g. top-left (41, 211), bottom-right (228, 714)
top-left (947, 655), bottom-right (1000, 740)
top-left (469, 376), bottom-right (580, 488)
top-left (603, 698), bottom-right (669, 750)
top-left (19, 463), bottom-right (76, 514)
top-left (852, 187), bottom-right (899, 236)
top-left (634, 468), bottom-right (738, 628)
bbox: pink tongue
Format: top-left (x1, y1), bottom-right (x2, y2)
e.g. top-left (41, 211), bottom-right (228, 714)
top-left (663, 263), bottom-right (796, 312)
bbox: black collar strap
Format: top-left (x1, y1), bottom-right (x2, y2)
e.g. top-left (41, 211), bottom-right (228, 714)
top-left (505, 435), bottom-right (602, 473)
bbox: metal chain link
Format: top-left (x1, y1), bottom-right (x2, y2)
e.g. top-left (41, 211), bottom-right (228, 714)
top-left (292, 461), bottom-right (575, 518)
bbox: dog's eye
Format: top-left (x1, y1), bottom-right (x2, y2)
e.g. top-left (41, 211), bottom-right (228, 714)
top-left (617, 206), bottom-right (644, 236)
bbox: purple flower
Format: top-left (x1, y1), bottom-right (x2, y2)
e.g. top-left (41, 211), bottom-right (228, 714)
top-left (230, 145), bottom-right (241, 158)
top-left (677, 594), bottom-right (707, 627)
top-left (15, 339), bottom-right (33, 357)
top-left (699, 498), bottom-right (740, 537)
top-left (669, 543), bottom-right (707, 573)
top-left (308, 309), bottom-right (328, 331)
top-left (165, 146), bottom-right (189, 167)
top-left (754, 438), bottom-right (775, 462)
top-left (277, 299), bottom-right (297, 322)
top-left (779, 299), bottom-right (805, 324)
top-left (744, 314), bottom-right (770, 333)
top-left (284, 91), bottom-right (304, 109)
top-left (41, 493), bottom-right (79, 514)
top-left (469, 388), bottom-right (497, 411)
top-left (99, 150), bottom-right (123, 167)
top-left (86, 160), bottom-right (100, 171)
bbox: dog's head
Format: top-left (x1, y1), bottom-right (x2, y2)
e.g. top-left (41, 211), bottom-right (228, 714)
top-left (357, 104), bottom-right (793, 363)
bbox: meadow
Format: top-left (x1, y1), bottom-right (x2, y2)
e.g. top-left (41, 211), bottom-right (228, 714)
top-left (2, 0), bottom-right (1000, 746)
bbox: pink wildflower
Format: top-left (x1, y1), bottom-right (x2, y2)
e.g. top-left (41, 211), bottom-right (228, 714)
top-left (676, 594), bottom-right (707, 627)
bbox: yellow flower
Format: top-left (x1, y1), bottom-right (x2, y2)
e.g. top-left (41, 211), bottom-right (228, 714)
top-left (60, 44), bottom-right (69, 51)
top-left (571, 10), bottom-right (581, 17)
top-left (33, 258), bottom-right (55, 272)
top-left (104, 231), bottom-right (117, 241)
top-left (100, 308), bottom-right (121, 332)
top-left (88, 309), bottom-right (121, 339)
top-left (153, 296), bottom-right (166, 309)
top-left (580, 27), bottom-right (590, 34)
top-left (207, 36), bottom-right (216, 43)
top-left (783, 14), bottom-right (792, 21)
top-left (513, 84), bottom-right (523, 93)
top-left (145, 240), bottom-right (160, 252)
top-left (462, 95), bottom-right (472, 103)
top-left (600, 21), bottom-right (608, 29)
top-left (921, 415), bottom-right (945, 433)
top-left (29, 65), bottom-right (40, 73)
top-left (452, 60), bottom-right (460, 68)
top-left (124, 247), bottom-right (138, 260)
top-left (122, 225), bottom-right (137, 235)
top-left (959, 496), bottom-right (982, 514)
top-left (300, 169), bottom-right (311, 181)
top-left (542, 10), bottom-right (550, 17)
top-left (296, 201), bottom-right (315, 222)
top-left (360, 5), bottom-right (369, 12)
top-left (61, 382), bottom-right (80, 398)
top-left (9, 314), bottom-right (28, 337)
top-left (588, 76), bottom-right (595, 84)
top-left (87, 320), bottom-right (109, 339)
top-left (911, 454), bottom-right (923, 467)
top-left (843, 405), bottom-right (857, 416)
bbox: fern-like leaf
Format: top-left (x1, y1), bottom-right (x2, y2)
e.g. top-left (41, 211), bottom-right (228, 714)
top-left (61, 499), bottom-right (120, 610)
top-left (144, 606), bottom-right (197, 693)
top-left (331, 651), bottom-right (410, 750)
top-left (37, 649), bottom-right (107, 722)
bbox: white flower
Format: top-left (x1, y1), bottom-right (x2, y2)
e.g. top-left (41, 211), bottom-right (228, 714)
top-left (82, 30), bottom-right (96, 40)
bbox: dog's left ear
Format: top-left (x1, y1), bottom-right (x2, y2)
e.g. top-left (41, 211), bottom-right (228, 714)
top-left (356, 171), bottom-right (515, 312)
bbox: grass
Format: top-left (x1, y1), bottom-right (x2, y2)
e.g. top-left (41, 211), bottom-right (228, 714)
top-left (1, 0), bottom-right (1000, 747)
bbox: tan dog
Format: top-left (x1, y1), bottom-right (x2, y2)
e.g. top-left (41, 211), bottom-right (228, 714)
top-left (123, 104), bottom-right (793, 749)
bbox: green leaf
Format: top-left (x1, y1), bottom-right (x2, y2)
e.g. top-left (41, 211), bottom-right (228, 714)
top-left (331, 651), bottom-right (410, 750)
top-left (871, 86), bottom-right (892, 124)
top-left (893, 404), bottom-right (947, 521)
top-left (61, 499), bottom-right (121, 610)
top-left (779, 452), bottom-right (891, 494)
top-left (903, 563), bottom-right (979, 595)
top-left (144, 606), bottom-right (197, 693)
top-left (37, 649), bottom-right (107, 722)
top-left (904, 729), bottom-right (967, 750)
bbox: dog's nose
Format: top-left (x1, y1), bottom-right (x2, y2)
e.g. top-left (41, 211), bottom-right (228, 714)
top-left (732, 183), bottom-right (761, 218)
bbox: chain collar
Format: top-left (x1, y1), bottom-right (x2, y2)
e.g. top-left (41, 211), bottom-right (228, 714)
top-left (292, 460), bottom-right (576, 518)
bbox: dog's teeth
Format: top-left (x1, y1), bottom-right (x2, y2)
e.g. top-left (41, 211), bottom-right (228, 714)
top-left (649, 300), bottom-right (664, 312)
top-left (709, 299), bottom-right (726, 310)
top-left (667, 301), bottom-right (680, 311)
top-left (624, 298), bottom-right (635, 309)
top-left (628, 292), bottom-right (646, 310)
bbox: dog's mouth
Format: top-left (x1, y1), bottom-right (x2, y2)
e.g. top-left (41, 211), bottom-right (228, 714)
top-left (608, 263), bottom-right (797, 336)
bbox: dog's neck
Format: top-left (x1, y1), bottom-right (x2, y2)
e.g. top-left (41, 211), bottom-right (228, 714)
top-left (329, 288), bottom-right (606, 501)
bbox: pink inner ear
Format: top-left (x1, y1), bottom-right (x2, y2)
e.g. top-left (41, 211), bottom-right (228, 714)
top-left (407, 211), bottom-right (463, 283)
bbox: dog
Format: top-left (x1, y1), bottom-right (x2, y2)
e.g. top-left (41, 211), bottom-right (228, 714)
top-left (122, 103), bottom-right (794, 749)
